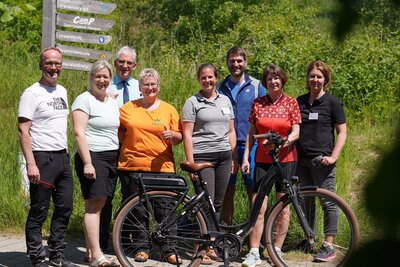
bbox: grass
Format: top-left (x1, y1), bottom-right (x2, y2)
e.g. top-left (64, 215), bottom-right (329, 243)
top-left (0, 50), bottom-right (397, 245)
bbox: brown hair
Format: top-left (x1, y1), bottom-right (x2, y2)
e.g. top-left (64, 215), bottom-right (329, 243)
top-left (226, 45), bottom-right (247, 63)
top-left (306, 60), bottom-right (331, 90)
top-left (197, 63), bottom-right (219, 81)
top-left (261, 64), bottom-right (288, 88)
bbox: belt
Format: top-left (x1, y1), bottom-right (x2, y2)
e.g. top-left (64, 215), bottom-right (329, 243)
top-left (33, 149), bottom-right (67, 154)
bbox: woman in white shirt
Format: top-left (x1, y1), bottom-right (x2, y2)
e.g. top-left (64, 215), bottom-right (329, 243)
top-left (72, 60), bottom-right (120, 267)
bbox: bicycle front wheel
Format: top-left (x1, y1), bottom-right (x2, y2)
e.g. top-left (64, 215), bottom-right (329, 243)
top-left (113, 190), bottom-right (209, 267)
top-left (265, 188), bottom-right (359, 267)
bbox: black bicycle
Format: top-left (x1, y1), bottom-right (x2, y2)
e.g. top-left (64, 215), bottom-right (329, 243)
top-left (113, 131), bottom-right (359, 267)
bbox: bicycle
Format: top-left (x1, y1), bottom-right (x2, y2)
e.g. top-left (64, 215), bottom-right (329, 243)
top-left (112, 131), bottom-right (359, 267)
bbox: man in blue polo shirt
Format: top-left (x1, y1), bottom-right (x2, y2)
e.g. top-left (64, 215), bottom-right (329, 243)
top-left (218, 46), bottom-right (266, 225)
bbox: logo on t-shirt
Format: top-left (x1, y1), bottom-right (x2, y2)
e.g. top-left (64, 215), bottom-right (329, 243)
top-left (47, 97), bottom-right (68, 110)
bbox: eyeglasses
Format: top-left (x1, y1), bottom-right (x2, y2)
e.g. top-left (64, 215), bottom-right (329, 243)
top-left (142, 83), bottom-right (158, 88)
top-left (44, 61), bottom-right (62, 68)
top-left (116, 59), bottom-right (135, 66)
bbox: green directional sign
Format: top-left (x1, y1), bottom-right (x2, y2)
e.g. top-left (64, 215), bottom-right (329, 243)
top-left (56, 30), bottom-right (112, 45)
top-left (57, 0), bottom-right (117, 15)
top-left (57, 44), bottom-right (112, 60)
top-left (56, 13), bottom-right (115, 32)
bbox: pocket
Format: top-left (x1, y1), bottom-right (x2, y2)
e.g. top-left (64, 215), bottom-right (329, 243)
top-left (34, 153), bottom-right (51, 168)
top-left (310, 155), bottom-right (323, 168)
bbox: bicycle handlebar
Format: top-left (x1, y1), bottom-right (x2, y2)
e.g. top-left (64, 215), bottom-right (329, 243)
top-left (253, 131), bottom-right (286, 156)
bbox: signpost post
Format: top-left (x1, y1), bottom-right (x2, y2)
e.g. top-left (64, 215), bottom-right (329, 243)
top-left (42, 0), bottom-right (117, 71)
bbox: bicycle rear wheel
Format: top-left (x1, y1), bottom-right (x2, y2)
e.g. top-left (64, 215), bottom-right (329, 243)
top-left (265, 188), bottom-right (359, 267)
top-left (113, 190), bottom-right (209, 267)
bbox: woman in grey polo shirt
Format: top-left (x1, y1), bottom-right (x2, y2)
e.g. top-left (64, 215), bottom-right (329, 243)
top-left (182, 63), bottom-right (238, 264)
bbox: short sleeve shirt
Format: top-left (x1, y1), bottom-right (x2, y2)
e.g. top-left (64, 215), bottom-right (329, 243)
top-left (18, 82), bottom-right (69, 151)
top-left (118, 100), bottom-right (182, 173)
top-left (71, 91), bottom-right (119, 152)
top-left (296, 92), bottom-right (346, 158)
top-left (182, 92), bottom-right (234, 154)
top-left (249, 94), bottom-right (302, 163)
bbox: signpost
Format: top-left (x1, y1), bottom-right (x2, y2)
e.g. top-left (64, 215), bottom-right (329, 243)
top-left (62, 59), bottom-right (93, 72)
top-left (56, 30), bottom-right (112, 45)
top-left (42, 0), bottom-right (117, 71)
top-left (57, 44), bottom-right (112, 60)
top-left (57, 0), bottom-right (117, 15)
top-left (56, 13), bottom-right (115, 32)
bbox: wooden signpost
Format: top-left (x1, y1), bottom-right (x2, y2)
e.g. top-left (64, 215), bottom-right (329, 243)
top-left (42, 0), bottom-right (117, 71)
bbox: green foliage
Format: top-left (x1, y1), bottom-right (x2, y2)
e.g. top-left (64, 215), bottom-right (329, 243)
top-left (0, 0), bottom-right (398, 248)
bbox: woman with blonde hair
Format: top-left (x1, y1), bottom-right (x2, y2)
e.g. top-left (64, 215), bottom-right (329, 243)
top-left (72, 60), bottom-right (120, 266)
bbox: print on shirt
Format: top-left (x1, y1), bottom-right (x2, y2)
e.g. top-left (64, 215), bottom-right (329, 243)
top-left (48, 97), bottom-right (68, 110)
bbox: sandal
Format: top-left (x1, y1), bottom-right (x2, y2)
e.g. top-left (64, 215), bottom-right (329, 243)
top-left (90, 255), bottom-right (120, 267)
top-left (166, 254), bottom-right (183, 264)
top-left (200, 255), bottom-right (213, 265)
top-left (134, 251), bottom-right (150, 262)
top-left (207, 248), bottom-right (222, 262)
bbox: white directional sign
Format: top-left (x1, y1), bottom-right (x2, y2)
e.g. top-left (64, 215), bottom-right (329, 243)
top-left (57, 44), bottom-right (112, 60)
top-left (57, 13), bottom-right (115, 32)
top-left (57, 0), bottom-right (117, 15)
top-left (56, 30), bottom-right (112, 45)
top-left (62, 59), bottom-right (93, 72)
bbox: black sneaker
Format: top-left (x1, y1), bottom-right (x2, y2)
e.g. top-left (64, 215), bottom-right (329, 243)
top-left (48, 257), bottom-right (78, 267)
top-left (31, 259), bottom-right (48, 267)
top-left (314, 243), bottom-right (336, 262)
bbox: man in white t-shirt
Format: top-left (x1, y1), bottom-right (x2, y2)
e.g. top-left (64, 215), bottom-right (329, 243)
top-left (18, 47), bottom-right (77, 267)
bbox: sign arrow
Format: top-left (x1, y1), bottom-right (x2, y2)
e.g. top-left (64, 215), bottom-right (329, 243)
top-left (56, 13), bottom-right (115, 32)
top-left (57, 44), bottom-right (112, 60)
top-left (56, 30), bottom-right (112, 45)
top-left (62, 59), bottom-right (93, 72)
top-left (57, 0), bottom-right (117, 15)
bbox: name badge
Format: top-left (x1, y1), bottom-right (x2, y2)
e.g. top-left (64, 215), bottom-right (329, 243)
top-left (309, 113), bottom-right (318, 120)
top-left (221, 107), bottom-right (231, 115)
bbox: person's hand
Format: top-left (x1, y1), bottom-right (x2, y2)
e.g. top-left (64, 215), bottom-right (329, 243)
top-left (321, 156), bottom-right (337, 166)
top-left (231, 158), bottom-right (239, 174)
top-left (27, 163), bottom-right (40, 184)
top-left (107, 92), bottom-right (119, 99)
top-left (262, 139), bottom-right (275, 151)
top-left (189, 173), bottom-right (199, 182)
top-left (84, 163), bottom-right (96, 179)
top-left (161, 125), bottom-right (173, 142)
top-left (241, 160), bottom-right (250, 175)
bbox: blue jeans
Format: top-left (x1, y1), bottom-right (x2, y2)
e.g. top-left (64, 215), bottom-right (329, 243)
top-left (228, 141), bottom-right (257, 188)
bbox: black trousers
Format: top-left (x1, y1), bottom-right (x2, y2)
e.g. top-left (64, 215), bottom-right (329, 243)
top-left (119, 171), bottom-right (176, 256)
top-left (26, 150), bottom-right (73, 263)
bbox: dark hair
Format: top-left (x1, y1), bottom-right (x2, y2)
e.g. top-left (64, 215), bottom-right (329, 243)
top-left (226, 46), bottom-right (247, 63)
top-left (261, 64), bottom-right (288, 88)
top-left (306, 60), bottom-right (331, 90)
top-left (197, 63), bottom-right (219, 80)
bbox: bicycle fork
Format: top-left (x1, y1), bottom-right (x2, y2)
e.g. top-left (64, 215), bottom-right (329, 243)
top-left (286, 181), bottom-right (315, 241)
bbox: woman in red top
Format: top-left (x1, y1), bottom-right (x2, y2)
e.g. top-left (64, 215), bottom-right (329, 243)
top-left (241, 64), bottom-right (301, 266)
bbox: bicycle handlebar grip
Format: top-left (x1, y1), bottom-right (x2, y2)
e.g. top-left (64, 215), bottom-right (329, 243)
top-left (253, 134), bottom-right (267, 139)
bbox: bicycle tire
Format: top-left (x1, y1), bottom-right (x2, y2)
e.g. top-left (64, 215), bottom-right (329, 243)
top-left (113, 190), bottom-right (209, 267)
top-left (265, 188), bottom-right (359, 267)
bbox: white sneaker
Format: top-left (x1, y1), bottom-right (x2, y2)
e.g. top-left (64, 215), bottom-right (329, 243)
top-left (275, 246), bottom-right (284, 261)
top-left (241, 251), bottom-right (262, 267)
